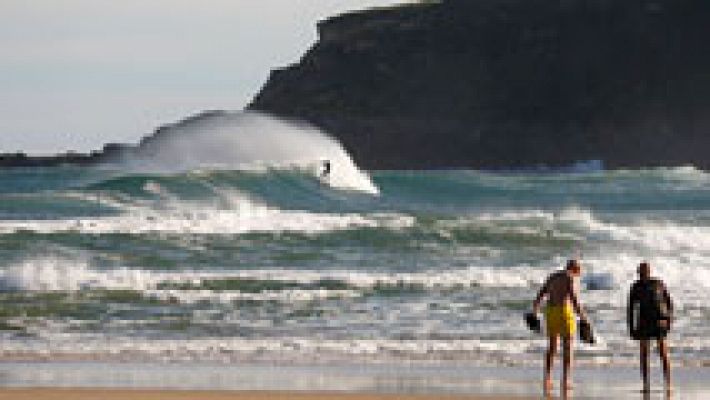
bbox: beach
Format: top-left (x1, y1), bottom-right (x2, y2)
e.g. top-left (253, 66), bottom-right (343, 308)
top-left (1, 361), bottom-right (709, 399)
top-left (0, 389), bottom-right (533, 400)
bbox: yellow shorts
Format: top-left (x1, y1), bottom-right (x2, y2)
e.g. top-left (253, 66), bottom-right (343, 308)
top-left (544, 304), bottom-right (576, 338)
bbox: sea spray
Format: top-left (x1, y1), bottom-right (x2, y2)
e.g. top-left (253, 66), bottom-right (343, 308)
top-left (121, 111), bottom-right (379, 194)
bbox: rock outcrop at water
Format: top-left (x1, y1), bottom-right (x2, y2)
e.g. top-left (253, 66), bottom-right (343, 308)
top-left (249, 0), bottom-right (710, 169)
top-left (0, 143), bottom-right (130, 168)
top-left (0, 111), bottom-right (228, 168)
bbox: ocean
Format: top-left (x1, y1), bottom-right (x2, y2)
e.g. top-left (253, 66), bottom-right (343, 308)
top-left (1, 113), bottom-right (709, 368)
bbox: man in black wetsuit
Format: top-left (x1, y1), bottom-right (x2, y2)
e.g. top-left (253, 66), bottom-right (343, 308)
top-left (321, 160), bottom-right (331, 177)
top-left (628, 261), bottom-right (673, 393)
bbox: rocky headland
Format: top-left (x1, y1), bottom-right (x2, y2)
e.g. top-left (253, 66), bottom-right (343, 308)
top-left (249, 0), bottom-right (710, 169)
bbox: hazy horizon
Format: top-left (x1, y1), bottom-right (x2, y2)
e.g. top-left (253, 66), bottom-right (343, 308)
top-left (0, 0), bottom-right (409, 155)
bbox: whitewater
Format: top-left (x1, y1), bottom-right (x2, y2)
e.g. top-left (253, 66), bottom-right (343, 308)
top-left (1, 113), bottom-right (710, 367)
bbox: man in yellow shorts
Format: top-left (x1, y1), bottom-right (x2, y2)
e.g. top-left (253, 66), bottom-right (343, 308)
top-left (532, 259), bottom-right (589, 395)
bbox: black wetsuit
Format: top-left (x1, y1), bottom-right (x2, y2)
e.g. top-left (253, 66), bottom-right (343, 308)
top-left (627, 278), bottom-right (673, 340)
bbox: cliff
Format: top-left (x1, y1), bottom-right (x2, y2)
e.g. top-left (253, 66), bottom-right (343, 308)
top-left (249, 0), bottom-right (710, 169)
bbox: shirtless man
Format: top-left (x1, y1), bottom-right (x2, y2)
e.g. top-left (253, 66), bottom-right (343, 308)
top-left (532, 259), bottom-right (589, 394)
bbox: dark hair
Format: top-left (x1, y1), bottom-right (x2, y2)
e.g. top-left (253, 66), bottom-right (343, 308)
top-left (566, 259), bottom-right (580, 270)
top-left (638, 261), bottom-right (650, 273)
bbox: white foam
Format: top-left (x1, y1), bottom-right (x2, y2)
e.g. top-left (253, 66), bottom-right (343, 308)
top-left (0, 210), bottom-right (412, 236)
top-left (0, 335), bottom-right (536, 363)
top-left (0, 258), bottom-right (93, 292)
top-left (456, 206), bottom-right (710, 255)
top-left (0, 190), bottom-right (413, 236)
top-left (612, 165), bottom-right (710, 180)
top-left (0, 257), bottom-right (158, 292)
top-left (0, 254), bottom-right (539, 297)
top-left (145, 288), bottom-right (361, 304)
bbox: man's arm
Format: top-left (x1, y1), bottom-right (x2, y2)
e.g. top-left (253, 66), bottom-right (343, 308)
top-left (662, 282), bottom-right (673, 322)
top-left (569, 276), bottom-right (588, 321)
top-left (627, 284), bottom-right (636, 334)
top-left (532, 278), bottom-right (548, 314)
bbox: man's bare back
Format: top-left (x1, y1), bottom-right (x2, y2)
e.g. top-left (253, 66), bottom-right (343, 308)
top-left (534, 268), bottom-right (584, 317)
top-left (543, 271), bottom-right (575, 307)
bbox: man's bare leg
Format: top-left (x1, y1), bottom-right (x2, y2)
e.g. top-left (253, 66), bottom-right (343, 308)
top-left (640, 339), bottom-right (650, 393)
top-left (544, 335), bottom-right (558, 393)
top-left (657, 339), bottom-right (672, 392)
top-left (562, 335), bottom-right (574, 390)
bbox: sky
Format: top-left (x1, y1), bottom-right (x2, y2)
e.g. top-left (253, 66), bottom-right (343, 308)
top-left (0, 0), bottom-right (408, 155)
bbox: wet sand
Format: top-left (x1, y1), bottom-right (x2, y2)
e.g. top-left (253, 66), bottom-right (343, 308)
top-left (0, 361), bottom-right (708, 399)
top-left (0, 388), bottom-right (532, 400)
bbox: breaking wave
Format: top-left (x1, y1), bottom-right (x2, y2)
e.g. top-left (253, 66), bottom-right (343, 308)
top-left (117, 111), bottom-right (379, 195)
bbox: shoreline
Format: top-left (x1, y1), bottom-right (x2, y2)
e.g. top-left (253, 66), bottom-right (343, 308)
top-left (0, 388), bottom-right (530, 400)
top-left (0, 360), bottom-right (708, 399)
